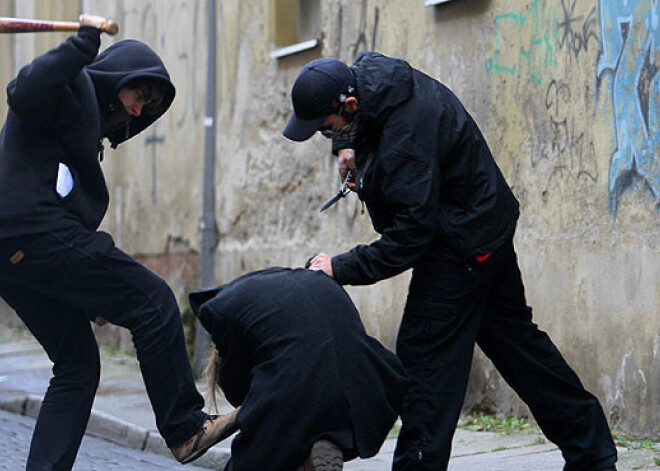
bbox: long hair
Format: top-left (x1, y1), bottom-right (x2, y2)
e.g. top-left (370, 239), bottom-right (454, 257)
top-left (204, 347), bottom-right (222, 413)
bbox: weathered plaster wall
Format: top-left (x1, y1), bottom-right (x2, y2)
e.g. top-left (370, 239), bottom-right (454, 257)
top-left (0, 0), bottom-right (658, 437)
top-left (208, 0), bottom-right (660, 437)
top-left (0, 0), bottom-right (206, 349)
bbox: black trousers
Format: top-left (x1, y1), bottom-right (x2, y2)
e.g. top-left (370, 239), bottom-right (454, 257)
top-left (392, 239), bottom-right (617, 471)
top-left (0, 225), bottom-right (206, 470)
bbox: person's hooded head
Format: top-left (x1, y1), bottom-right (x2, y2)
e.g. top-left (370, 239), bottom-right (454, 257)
top-left (85, 39), bottom-right (175, 148)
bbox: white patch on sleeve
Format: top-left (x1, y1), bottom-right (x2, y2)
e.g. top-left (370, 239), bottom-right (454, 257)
top-left (56, 163), bottom-right (74, 198)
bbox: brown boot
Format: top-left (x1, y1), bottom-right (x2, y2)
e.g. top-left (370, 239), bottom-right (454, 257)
top-left (298, 440), bottom-right (343, 471)
top-left (171, 408), bottom-right (239, 464)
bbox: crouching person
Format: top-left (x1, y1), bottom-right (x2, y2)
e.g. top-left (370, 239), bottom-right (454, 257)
top-left (190, 267), bottom-right (409, 471)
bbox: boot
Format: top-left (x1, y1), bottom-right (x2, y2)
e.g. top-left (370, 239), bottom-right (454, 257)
top-left (171, 408), bottom-right (239, 464)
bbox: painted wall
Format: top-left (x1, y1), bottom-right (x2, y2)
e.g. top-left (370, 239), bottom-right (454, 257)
top-left (0, 0), bottom-right (658, 437)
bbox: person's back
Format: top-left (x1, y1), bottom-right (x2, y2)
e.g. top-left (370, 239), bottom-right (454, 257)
top-left (191, 267), bottom-right (408, 471)
top-left (343, 52), bottom-right (519, 266)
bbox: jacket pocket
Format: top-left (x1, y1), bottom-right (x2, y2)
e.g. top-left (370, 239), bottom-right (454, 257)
top-left (56, 165), bottom-right (80, 206)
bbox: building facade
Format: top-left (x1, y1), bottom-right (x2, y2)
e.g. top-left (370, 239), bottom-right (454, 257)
top-left (1, 0), bottom-right (659, 437)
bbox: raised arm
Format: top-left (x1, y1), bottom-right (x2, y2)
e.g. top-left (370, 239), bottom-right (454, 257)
top-left (6, 15), bottom-right (104, 126)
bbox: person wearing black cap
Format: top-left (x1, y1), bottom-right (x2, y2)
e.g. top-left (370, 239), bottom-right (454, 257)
top-left (283, 53), bottom-right (618, 471)
top-left (0, 15), bottom-right (233, 469)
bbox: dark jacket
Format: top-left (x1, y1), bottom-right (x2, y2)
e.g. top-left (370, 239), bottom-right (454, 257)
top-left (331, 52), bottom-right (520, 286)
top-left (190, 267), bottom-right (408, 471)
top-left (0, 28), bottom-right (175, 238)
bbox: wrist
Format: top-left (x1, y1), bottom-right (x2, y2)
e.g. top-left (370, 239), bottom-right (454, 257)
top-left (332, 138), bottom-right (353, 156)
top-left (78, 25), bottom-right (102, 41)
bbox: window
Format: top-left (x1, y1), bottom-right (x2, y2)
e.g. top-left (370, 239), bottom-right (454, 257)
top-left (271, 0), bottom-right (321, 59)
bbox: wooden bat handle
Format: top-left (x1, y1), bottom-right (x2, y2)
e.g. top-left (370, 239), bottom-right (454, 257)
top-left (0, 17), bottom-right (119, 35)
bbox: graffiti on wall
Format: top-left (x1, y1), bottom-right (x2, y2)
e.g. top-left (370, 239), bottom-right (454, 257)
top-left (331, 0), bottom-right (380, 61)
top-left (532, 79), bottom-right (599, 192)
top-left (487, 2), bottom-right (600, 191)
top-left (557, 0), bottom-right (600, 63)
top-left (486, 0), bottom-right (557, 85)
top-left (486, 0), bottom-right (598, 85)
top-left (350, 0), bottom-right (380, 58)
top-left (597, 0), bottom-right (660, 210)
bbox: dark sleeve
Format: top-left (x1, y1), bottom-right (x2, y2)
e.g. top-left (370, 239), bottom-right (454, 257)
top-left (331, 137), bottom-right (353, 155)
top-left (332, 148), bottom-right (438, 285)
top-left (200, 305), bottom-right (253, 407)
top-left (6, 26), bottom-right (101, 127)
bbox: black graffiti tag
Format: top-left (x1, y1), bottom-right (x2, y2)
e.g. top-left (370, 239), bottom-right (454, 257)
top-left (534, 80), bottom-right (598, 191)
top-left (557, 0), bottom-right (599, 62)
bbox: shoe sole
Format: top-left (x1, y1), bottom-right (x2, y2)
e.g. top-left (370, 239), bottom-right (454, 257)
top-left (309, 439), bottom-right (343, 471)
top-left (180, 421), bottom-right (239, 464)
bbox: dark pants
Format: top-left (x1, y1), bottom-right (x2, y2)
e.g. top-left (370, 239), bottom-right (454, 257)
top-left (392, 239), bottom-right (617, 471)
top-left (0, 225), bottom-right (206, 470)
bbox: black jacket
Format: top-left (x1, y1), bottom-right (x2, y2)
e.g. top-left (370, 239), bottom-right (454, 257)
top-left (331, 52), bottom-right (520, 286)
top-left (0, 28), bottom-right (175, 238)
top-left (190, 267), bottom-right (408, 471)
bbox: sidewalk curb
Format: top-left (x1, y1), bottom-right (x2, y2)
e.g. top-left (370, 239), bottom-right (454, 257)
top-left (0, 394), bottom-right (231, 469)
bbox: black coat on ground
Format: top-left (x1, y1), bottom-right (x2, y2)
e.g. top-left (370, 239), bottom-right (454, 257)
top-left (330, 52), bottom-right (520, 286)
top-left (0, 27), bottom-right (175, 238)
top-left (190, 267), bottom-right (408, 471)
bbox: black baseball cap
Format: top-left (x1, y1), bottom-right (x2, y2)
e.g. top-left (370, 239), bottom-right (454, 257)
top-left (282, 58), bottom-right (356, 142)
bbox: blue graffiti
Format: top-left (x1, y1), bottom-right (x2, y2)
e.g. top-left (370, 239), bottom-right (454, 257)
top-left (597, 0), bottom-right (660, 210)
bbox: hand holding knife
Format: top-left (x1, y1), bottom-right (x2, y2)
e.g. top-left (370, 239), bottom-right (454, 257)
top-left (320, 170), bottom-right (353, 212)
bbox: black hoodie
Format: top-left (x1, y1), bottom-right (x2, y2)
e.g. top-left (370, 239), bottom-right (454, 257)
top-left (0, 27), bottom-right (175, 238)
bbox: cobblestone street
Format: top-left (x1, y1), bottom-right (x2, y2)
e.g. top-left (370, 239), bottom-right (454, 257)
top-left (2, 337), bottom-right (660, 470)
top-left (0, 409), bottom-right (210, 471)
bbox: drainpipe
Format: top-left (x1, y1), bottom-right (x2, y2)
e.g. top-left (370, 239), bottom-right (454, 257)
top-left (194, 0), bottom-right (217, 376)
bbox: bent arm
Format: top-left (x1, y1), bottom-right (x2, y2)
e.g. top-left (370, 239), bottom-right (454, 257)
top-left (6, 26), bottom-right (101, 126)
top-left (332, 152), bottom-right (439, 285)
top-left (331, 216), bottom-right (435, 285)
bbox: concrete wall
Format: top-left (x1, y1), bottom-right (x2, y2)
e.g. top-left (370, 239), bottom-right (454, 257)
top-left (0, 0), bottom-right (658, 437)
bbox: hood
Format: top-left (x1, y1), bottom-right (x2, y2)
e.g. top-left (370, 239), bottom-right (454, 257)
top-left (351, 52), bottom-right (413, 126)
top-left (189, 286), bottom-right (223, 338)
top-left (189, 267), bottom-right (292, 322)
top-left (188, 268), bottom-right (284, 337)
top-left (189, 287), bottom-right (222, 319)
top-left (85, 39), bottom-right (176, 148)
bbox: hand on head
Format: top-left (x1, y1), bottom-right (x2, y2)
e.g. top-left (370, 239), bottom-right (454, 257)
top-left (307, 253), bottom-right (334, 278)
